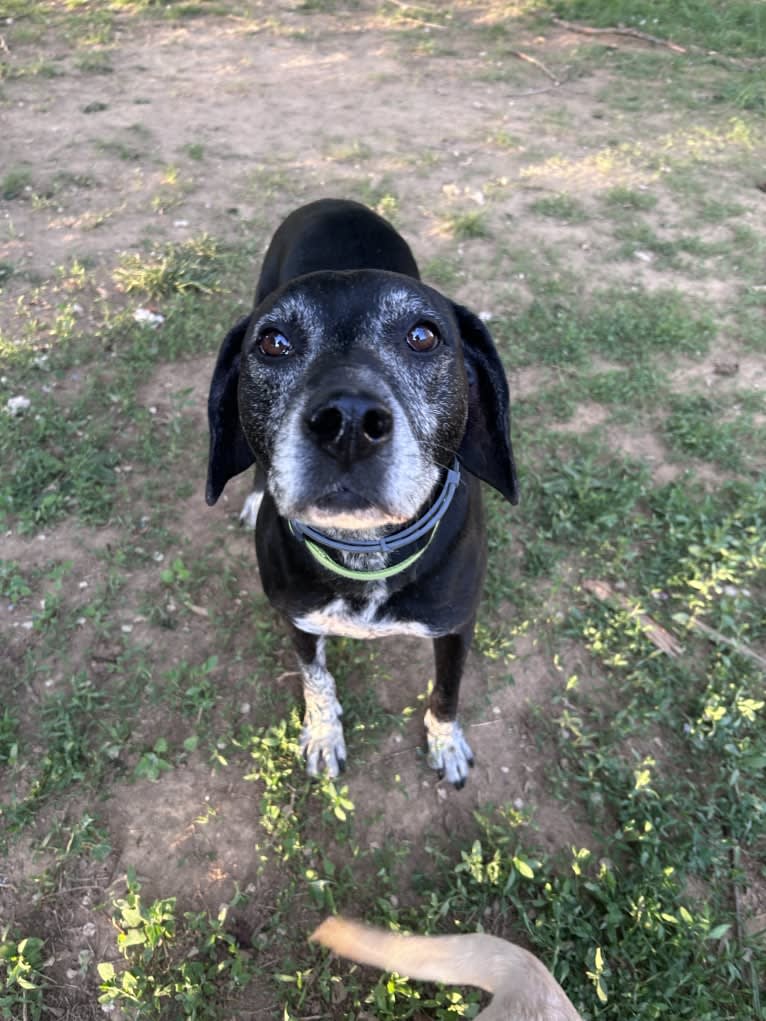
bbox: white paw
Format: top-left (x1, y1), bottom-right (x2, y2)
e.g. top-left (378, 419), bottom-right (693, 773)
top-left (239, 490), bottom-right (263, 529)
top-left (424, 709), bottom-right (474, 788)
top-left (300, 697), bottom-right (346, 779)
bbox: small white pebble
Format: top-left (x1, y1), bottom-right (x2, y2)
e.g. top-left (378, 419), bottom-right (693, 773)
top-left (133, 308), bottom-right (164, 328)
top-left (5, 395), bottom-right (31, 416)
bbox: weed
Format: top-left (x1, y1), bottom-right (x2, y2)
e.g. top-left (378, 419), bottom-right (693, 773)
top-left (98, 871), bottom-right (255, 1019)
top-left (0, 929), bottom-right (46, 1021)
top-left (0, 560), bottom-right (33, 603)
top-left (245, 711), bottom-right (356, 860)
top-left (113, 235), bottom-right (225, 298)
top-left (134, 738), bottom-right (174, 782)
top-left (443, 210), bottom-right (490, 240)
top-left (0, 710), bottom-right (19, 768)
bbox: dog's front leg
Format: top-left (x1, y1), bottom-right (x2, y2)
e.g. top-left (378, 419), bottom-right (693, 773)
top-left (425, 624), bottom-right (475, 789)
top-left (290, 623), bottom-right (346, 779)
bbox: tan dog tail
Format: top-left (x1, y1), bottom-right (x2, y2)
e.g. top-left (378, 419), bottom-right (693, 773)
top-left (310, 916), bottom-right (582, 1021)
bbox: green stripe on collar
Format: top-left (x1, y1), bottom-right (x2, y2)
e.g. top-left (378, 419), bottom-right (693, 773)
top-left (300, 523), bottom-right (439, 581)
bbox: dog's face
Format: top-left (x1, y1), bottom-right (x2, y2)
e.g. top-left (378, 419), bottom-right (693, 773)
top-left (237, 271), bottom-right (467, 529)
top-left (206, 270), bottom-right (517, 524)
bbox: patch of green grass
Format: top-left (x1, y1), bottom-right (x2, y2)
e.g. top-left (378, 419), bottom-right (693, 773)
top-left (542, 0), bottom-right (766, 57)
top-left (75, 50), bottom-right (113, 74)
top-left (95, 125), bottom-right (153, 161)
top-left (2, 671), bottom-right (123, 834)
top-left (0, 391), bottom-right (120, 530)
top-left (1, 168), bottom-right (32, 200)
top-left (421, 254), bottom-right (463, 289)
top-left (614, 219), bottom-right (731, 267)
top-left (694, 197), bottom-right (746, 224)
top-left (349, 175), bottom-right (400, 212)
top-left (663, 392), bottom-right (765, 469)
top-left (477, 474), bottom-right (765, 1019)
top-left (443, 209), bottom-right (490, 240)
top-left (529, 192), bottom-right (589, 223)
top-left (113, 235), bottom-right (225, 298)
top-left (325, 138), bottom-right (373, 162)
top-left (602, 185), bottom-right (658, 212)
top-left (715, 66), bottom-right (766, 113)
top-left (494, 283), bottom-right (714, 368)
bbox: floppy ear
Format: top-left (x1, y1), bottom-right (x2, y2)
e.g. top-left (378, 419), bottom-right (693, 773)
top-left (453, 303), bottom-right (519, 505)
top-left (205, 315), bottom-right (255, 506)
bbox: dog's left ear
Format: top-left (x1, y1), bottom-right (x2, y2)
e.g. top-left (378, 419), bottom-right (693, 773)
top-left (453, 303), bottom-right (519, 505)
top-left (206, 315), bottom-right (255, 506)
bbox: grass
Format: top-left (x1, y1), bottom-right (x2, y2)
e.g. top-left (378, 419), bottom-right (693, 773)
top-left (529, 192), bottom-right (590, 223)
top-left (442, 210), bottom-right (490, 240)
top-left (1, 169), bottom-right (32, 200)
top-left (1, 1), bottom-right (766, 1019)
top-left (543, 0), bottom-right (766, 57)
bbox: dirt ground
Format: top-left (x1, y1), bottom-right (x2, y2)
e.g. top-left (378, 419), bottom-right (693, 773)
top-left (1, 2), bottom-right (765, 1018)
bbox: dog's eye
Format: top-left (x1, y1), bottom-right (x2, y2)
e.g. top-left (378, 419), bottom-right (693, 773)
top-left (406, 323), bottom-right (440, 353)
top-left (257, 328), bottom-right (292, 358)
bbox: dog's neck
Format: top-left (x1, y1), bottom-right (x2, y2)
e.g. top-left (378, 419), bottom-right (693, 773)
top-left (289, 461), bottom-right (461, 582)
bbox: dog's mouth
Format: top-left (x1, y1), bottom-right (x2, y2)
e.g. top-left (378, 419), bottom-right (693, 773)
top-left (298, 485), bottom-right (408, 532)
top-left (315, 486), bottom-right (374, 513)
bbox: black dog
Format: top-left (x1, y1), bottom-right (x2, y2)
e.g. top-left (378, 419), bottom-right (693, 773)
top-left (206, 199), bottom-right (517, 787)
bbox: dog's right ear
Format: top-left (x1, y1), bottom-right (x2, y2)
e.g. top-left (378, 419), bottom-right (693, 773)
top-left (206, 315), bottom-right (255, 506)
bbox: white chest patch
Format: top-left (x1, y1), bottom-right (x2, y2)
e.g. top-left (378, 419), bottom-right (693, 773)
top-left (293, 585), bottom-right (434, 641)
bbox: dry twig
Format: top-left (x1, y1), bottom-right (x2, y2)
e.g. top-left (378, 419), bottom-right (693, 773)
top-left (687, 618), bottom-right (766, 670)
top-left (509, 48), bottom-right (561, 84)
top-left (552, 16), bottom-right (687, 53)
top-left (583, 578), bottom-right (683, 657)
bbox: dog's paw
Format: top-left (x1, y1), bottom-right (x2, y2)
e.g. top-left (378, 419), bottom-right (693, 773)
top-left (424, 709), bottom-right (474, 789)
top-left (239, 490), bottom-right (263, 529)
top-left (300, 697), bottom-right (347, 779)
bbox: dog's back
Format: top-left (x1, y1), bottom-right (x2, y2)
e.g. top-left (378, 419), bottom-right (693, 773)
top-left (255, 198), bottom-right (420, 301)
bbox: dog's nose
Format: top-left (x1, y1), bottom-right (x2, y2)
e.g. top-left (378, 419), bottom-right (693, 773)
top-left (305, 393), bottom-right (393, 464)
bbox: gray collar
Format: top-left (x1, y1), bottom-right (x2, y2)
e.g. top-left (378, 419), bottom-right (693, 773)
top-left (289, 460), bottom-right (461, 558)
